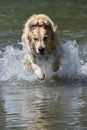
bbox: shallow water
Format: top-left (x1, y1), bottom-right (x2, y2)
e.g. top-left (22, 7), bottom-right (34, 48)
top-left (0, 0), bottom-right (87, 130)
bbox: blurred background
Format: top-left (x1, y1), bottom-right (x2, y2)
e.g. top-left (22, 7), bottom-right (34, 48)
top-left (0, 0), bottom-right (87, 49)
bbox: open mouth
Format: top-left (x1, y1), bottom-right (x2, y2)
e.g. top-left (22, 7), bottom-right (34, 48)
top-left (39, 51), bottom-right (45, 55)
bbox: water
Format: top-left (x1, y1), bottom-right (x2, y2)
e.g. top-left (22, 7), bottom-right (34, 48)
top-left (0, 0), bottom-right (87, 130)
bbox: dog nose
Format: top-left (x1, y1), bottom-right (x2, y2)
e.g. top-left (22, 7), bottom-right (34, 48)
top-left (38, 46), bottom-right (45, 55)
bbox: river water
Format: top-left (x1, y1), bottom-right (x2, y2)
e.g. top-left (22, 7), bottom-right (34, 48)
top-left (0, 0), bottom-right (87, 130)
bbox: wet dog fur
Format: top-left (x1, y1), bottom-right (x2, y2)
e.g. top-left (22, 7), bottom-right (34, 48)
top-left (22, 14), bottom-right (60, 80)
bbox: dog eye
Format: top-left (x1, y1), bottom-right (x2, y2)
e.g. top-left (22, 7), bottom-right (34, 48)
top-left (34, 38), bottom-right (38, 41)
top-left (43, 36), bottom-right (48, 41)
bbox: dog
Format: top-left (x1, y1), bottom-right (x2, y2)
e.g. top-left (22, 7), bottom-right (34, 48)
top-left (22, 14), bottom-right (61, 80)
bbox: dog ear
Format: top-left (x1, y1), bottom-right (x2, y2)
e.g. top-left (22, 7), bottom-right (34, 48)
top-left (43, 20), bottom-right (57, 41)
top-left (22, 20), bottom-right (37, 44)
top-left (44, 20), bottom-right (57, 33)
top-left (28, 20), bottom-right (38, 31)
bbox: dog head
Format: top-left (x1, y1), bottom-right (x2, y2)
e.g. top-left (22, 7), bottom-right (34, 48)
top-left (22, 14), bottom-right (57, 55)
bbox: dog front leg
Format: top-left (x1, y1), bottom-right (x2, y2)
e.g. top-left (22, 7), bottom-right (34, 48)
top-left (52, 57), bottom-right (60, 72)
top-left (23, 54), bottom-right (45, 80)
top-left (31, 63), bottom-right (45, 80)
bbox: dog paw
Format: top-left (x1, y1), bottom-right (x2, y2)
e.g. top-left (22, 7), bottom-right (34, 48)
top-left (52, 65), bottom-right (59, 72)
top-left (31, 63), bottom-right (45, 80)
top-left (37, 70), bottom-right (45, 80)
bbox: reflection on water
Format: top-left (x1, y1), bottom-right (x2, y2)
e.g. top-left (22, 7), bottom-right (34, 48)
top-left (0, 81), bottom-right (87, 130)
top-left (0, 0), bottom-right (87, 130)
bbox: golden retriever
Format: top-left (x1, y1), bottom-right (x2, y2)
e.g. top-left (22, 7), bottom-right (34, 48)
top-left (22, 14), bottom-right (60, 80)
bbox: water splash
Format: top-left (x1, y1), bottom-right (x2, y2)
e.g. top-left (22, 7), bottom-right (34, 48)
top-left (0, 45), bottom-right (35, 81)
top-left (0, 40), bottom-right (87, 82)
top-left (58, 40), bottom-right (81, 78)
